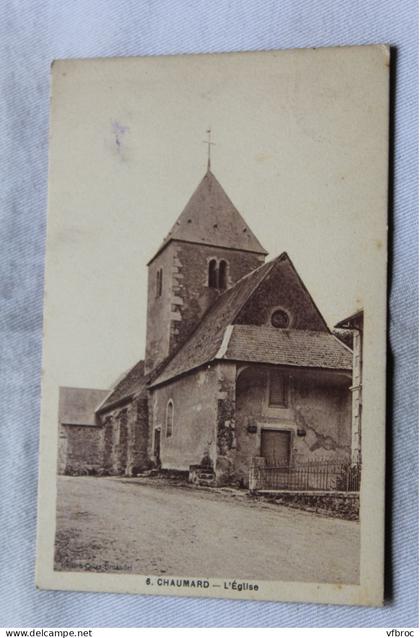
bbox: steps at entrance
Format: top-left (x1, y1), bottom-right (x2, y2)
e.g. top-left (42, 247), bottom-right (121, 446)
top-left (189, 465), bottom-right (216, 487)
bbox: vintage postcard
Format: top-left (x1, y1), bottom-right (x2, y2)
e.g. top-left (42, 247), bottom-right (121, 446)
top-left (36, 46), bottom-right (389, 606)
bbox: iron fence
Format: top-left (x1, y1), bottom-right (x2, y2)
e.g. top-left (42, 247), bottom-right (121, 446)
top-left (249, 458), bottom-right (361, 492)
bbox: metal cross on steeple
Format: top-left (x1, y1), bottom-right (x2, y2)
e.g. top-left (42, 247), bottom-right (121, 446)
top-left (203, 128), bottom-right (215, 171)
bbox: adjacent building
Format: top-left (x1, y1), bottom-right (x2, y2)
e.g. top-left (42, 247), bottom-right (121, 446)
top-left (335, 311), bottom-right (364, 464)
top-left (58, 387), bottom-right (108, 475)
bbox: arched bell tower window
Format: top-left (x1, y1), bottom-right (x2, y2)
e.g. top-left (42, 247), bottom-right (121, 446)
top-left (166, 400), bottom-right (174, 437)
top-left (208, 259), bottom-right (218, 288)
top-left (208, 258), bottom-right (228, 290)
top-left (218, 260), bottom-right (227, 289)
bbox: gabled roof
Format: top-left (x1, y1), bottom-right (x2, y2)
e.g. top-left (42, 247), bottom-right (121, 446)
top-left (150, 258), bottom-right (276, 386)
top-left (150, 252), bottom-right (351, 387)
top-left (59, 387), bottom-right (108, 426)
top-left (148, 170), bottom-right (267, 263)
top-left (223, 326), bottom-right (352, 371)
top-left (96, 360), bottom-right (147, 413)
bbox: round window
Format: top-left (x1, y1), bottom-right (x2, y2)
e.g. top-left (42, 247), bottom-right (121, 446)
top-left (271, 309), bottom-right (290, 328)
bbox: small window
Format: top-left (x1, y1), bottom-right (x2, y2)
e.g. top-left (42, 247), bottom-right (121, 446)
top-left (208, 259), bottom-right (217, 288)
top-left (166, 400), bottom-right (174, 437)
top-left (269, 371), bottom-right (289, 407)
top-left (271, 308), bottom-right (290, 328)
top-left (218, 260), bottom-right (227, 289)
top-left (156, 268), bottom-right (163, 297)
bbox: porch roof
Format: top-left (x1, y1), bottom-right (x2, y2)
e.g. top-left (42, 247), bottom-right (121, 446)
top-left (223, 325), bottom-right (352, 371)
top-left (151, 325), bottom-right (352, 387)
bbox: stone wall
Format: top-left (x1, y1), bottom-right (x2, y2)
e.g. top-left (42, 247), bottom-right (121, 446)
top-left (129, 397), bottom-right (150, 474)
top-left (149, 365), bottom-right (221, 471)
top-left (57, 386), bottom-right (108, 475)
top-left (58, 424), bottom-right (104, 475)
top-left (57, 430), bottom-right (68, 474)
top-left (252, 491), bottom-right (360, 521)
top-left (171, 242), bottom-right (264, 354)
top-left (214, 362), bottom-right (237, 485)
top-left (149, 361), bottom-right (351, 488)
top-left (235, 254), bottom-right (327, 331)
top-left (145, 243), bottom-right (176, 375)
top-left (293, 371), bottom-right (351, 453)
top-left (101, 397), bottom-right (149, 475)
top-left (150, 362), bottom-right (240, 484)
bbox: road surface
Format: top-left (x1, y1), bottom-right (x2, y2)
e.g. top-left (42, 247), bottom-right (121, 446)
top-left (55, 476), bottom-right (359, 584)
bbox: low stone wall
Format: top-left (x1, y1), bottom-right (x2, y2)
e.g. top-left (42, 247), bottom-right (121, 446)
top-left (159, 468), bottom-right (190, 481)
top-left (63, 462), bottom-right (106, 476)
top-left (251, 491), bottom-right (359, 520)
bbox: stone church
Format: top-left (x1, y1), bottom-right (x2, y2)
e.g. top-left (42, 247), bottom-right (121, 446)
top-left (58, 167), bottom-right (353, 486)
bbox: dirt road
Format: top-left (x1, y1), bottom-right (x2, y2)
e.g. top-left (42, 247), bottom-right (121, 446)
top-left (55, 476), bottom-right (360, 584)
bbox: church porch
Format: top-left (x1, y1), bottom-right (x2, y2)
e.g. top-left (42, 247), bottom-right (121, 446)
top-left (232, 363), bottom-right (353, 488)
top-left (149, 359), bottom-right (352, 489)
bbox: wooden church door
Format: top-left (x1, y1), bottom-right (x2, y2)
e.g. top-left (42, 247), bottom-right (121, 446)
top-left (261, 429), bottom-right (291, 465)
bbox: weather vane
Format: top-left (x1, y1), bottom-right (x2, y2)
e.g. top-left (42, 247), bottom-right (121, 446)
top-left (203, 127), bottom-right (215, 171)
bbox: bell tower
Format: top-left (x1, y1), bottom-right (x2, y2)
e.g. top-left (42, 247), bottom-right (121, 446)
top-left (144, 145), bottom-right (267, 375)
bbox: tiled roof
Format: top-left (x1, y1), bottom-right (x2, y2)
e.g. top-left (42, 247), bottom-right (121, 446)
top-left (59, 387), bottom-right (108, 426)
top-left (150, 260), bottom-right (277, 386)
top-left (224, 326), bottom-right (352, 370)
top-left (149, 170), bottom-right (267, 263)
top-left (97, 360), bottom-right (147, 413)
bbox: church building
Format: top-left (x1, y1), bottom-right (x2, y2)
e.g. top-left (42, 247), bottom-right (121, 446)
top-left (59, 165), bottom-right (354, 487)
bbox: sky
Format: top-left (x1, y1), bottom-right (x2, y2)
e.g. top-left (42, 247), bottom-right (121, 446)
top-left (42, 47), bottom-right (388, 390)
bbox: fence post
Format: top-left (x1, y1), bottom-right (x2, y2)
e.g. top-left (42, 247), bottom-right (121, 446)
top-left (249, 456), bottom-right (265, 492)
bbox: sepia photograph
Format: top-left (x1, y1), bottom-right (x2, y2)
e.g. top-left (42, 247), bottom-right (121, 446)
top-left (36, 46), bottom-right (389, 606)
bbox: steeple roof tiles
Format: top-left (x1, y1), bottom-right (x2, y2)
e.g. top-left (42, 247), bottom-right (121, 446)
top-left (148, 170), bottom-right (267, 263)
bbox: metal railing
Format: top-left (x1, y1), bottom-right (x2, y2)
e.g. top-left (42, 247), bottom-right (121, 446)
top-left (249, 457), bottom-right (361, 492)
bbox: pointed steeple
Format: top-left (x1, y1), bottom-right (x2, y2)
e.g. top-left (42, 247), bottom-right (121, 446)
top-left (149, 170), bottom-right (267, 263)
